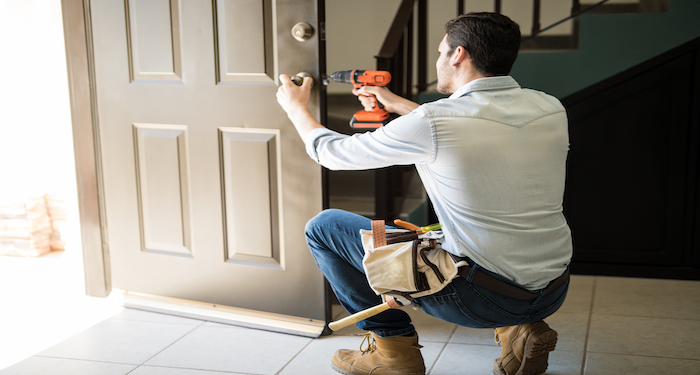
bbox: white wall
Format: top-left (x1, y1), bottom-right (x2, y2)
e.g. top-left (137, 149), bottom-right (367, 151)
top-left (324, 0), bottom-right (402, 93)
top-left (0, 0), bottom-right (76, 203)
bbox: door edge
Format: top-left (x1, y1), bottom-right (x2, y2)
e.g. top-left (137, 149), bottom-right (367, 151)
top-left (61, 0), bottom-right (111, 297)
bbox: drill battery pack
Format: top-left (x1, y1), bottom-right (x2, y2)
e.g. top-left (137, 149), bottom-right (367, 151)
top-left (350, 111), bottom-right (398, 129)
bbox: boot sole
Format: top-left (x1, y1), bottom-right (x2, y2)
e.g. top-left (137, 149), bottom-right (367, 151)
top-left (332, 363), bottom-right (426, 375)
top-left (331, 363), bottom-right (356, 375)
top-left (514, 327), bottom-right (558, 375)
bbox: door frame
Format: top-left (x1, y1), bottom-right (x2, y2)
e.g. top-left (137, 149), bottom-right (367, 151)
top-left (61, 0), bottom-right (331, 337)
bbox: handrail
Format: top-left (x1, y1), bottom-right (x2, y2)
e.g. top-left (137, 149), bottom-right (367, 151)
top-left (376, 0), bottom-right (415, 60)
top-left (524, 0), bottom-right (611, 41)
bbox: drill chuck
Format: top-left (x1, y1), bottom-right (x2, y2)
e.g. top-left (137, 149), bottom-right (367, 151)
top-left (329, 70), bottom-right (357, 84)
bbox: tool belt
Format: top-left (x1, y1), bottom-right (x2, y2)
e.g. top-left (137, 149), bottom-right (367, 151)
top-left (361, 220), bottom-right (463, 301)
top-left (451, 253), bottom-right (570, 301)
top-left (362, 219), bottom-right (569, 303)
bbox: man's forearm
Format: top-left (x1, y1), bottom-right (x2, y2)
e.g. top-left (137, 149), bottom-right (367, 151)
top-left (391, 97), bottom-right (420, 116)
top-left (286, 107), bottom-right (325, 140)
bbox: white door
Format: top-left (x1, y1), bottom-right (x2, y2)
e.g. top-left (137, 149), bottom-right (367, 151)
top-left (86, 0), bottom-right (326, 335)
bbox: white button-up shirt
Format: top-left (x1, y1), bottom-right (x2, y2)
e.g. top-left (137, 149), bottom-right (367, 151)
top-left (305, 76), bottom-right (572, 290)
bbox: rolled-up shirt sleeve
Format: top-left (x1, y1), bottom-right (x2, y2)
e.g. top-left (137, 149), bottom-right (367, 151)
top-left (303, 109), bottom-right (435, 170)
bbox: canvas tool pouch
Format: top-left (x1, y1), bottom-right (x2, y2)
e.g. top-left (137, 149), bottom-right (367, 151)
top-left (361, 220), bottom-right (467, 299)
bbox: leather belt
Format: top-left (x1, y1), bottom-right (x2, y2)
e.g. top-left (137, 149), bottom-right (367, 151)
top-left (455, 259), bottom-right (569, 300)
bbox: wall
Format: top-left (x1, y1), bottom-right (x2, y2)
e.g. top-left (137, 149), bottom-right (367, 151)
top-left (326, 0), bottom-right (574, 94)
top-left (326, 0), bottom-right (700, 98)
top-left (0, 0), bottom-right (77, 204)
top-left (512, 0), bottom-right (700, 98)
top-left (324, 0), bottom-right (402, 94)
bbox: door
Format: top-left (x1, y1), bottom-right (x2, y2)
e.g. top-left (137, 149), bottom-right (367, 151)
top-left (84, 0), bottom-right (326, 335)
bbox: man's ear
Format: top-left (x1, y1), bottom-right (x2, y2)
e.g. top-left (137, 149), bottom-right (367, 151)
top-left (451, 46), bottom-right (468, 66)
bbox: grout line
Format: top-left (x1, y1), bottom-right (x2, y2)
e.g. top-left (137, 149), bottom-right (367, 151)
top-left (134, 324), bottom-right (202, 369)
top-left (583, 313), bottom-right (700, 322)
top-left (127, 363), bottom-right (251, 374)
top-left (33, 355), bottom-right (139, 366)
top-left (275, 338), bottom-right (315, 375)
top-left (426, 341), bottom-right (449, 375)
top-left (581, 351), bottom-right (700, 362)
top-left (426, 325), bottom-right (457, 375)
top-left (580, 276), bottom-right (597, 375)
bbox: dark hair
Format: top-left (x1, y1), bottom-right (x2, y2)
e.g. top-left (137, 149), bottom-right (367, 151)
top-left (444, 12), bottom-right (521, 76)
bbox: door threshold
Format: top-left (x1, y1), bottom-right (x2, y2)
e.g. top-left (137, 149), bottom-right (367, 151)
top-left (118, 290), bottom-right (326, 338)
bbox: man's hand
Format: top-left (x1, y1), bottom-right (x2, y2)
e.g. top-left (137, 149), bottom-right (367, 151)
top-left (276, 74), bottom-right (324, 139)
top-left (277, 74), bottom-right (312, 119)
top-left (353, 86), bottom-right (420, 116)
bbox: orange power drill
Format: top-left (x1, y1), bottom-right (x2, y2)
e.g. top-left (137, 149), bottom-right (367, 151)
top-left (329, 70), bottom-right (393, 129)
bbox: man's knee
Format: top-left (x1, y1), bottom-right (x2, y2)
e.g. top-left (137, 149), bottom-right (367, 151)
top-left (305, 208), bottom-right (342, 243)
top-left (305, 209), bottom-right (345, 235)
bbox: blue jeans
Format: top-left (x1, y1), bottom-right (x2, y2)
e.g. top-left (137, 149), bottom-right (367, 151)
top-left (306, 209), bottom-right (569, 338)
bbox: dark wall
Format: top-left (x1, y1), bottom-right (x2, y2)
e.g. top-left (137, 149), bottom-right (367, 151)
top-left (561, 37), bottom-right (700, 280)
top-left (512, 0), bottom-right (700, 99)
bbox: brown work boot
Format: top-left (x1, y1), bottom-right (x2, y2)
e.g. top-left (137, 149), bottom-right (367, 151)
top-left (331, 331), bottom-right (426, 375)
top-left (493, 320), bottom-right (558, 375)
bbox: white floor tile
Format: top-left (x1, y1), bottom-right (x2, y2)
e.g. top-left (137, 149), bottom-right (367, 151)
top-left (428, 343), bottom-right (497, 374)
top-left (0, 356), bottom-right (136, 375)
top-left (38, 319), bottom-right (198, 364)
top-left (546, 350), bottom-right (585, 375)
top-left (450, 326), bottom-right (498, 346)
top-left (584, 352), bottom-right (700, 375)
top-left (587, 314), bottom-right (700, 360)
top-left (545, 312), bottom-right (590, 352)
top-left (593, 276), bottom-right (700, 320)
top-left (558, 275), bottom-right (595, 314)
top-left (146, 325), bottom-right (312, 374)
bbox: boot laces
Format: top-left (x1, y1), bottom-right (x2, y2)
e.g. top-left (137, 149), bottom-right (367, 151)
top-left (357, 332), bottom-right (377, 355)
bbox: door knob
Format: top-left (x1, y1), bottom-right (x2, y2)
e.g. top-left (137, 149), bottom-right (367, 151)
top-left (291, 72), bottom-right (314, 87)
top-left (291, 22), bottom-right (314, 42)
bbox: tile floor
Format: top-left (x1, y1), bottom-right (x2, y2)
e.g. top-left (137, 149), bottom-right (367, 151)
top-left (1, 252), bottom-right (699, 375)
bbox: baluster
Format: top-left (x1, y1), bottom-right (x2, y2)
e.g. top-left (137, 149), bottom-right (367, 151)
top-left (572, 0), bottom-right (581, 14)
top-left (532, 0), bottom-right (541, 36)
top-left (418, 0), bottom-right (427, 93)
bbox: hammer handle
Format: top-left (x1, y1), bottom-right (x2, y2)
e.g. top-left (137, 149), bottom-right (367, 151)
top-left (328, 302), bottom-right (392, 331)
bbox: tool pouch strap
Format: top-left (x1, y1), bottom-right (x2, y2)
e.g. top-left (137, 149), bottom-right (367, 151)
top-left (371, 220), bottom-right (387, 248)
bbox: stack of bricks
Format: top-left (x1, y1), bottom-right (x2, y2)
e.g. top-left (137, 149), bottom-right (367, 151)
top-left (0, 195), bottom-right (66, 257)
top-left (45, 194), bottom-right (67, 252)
